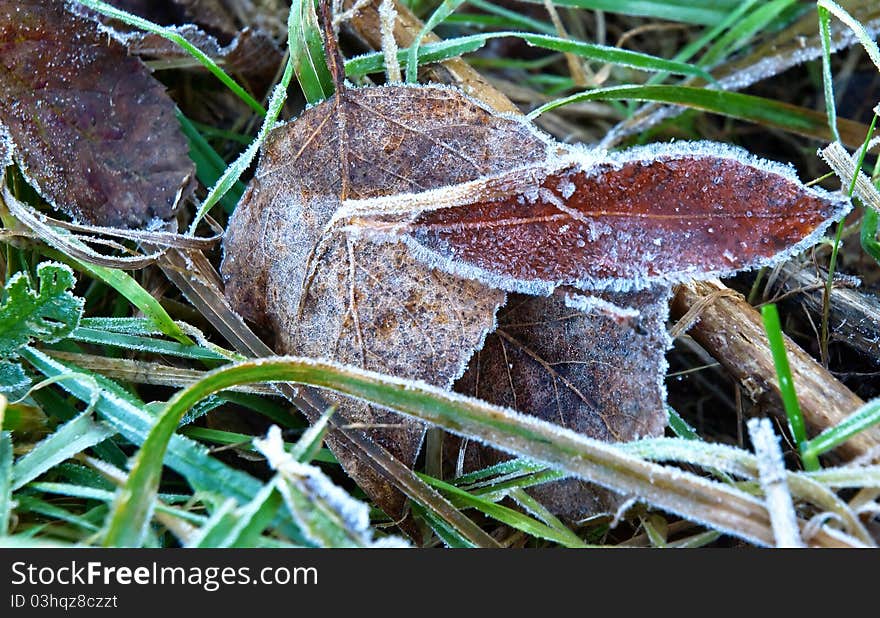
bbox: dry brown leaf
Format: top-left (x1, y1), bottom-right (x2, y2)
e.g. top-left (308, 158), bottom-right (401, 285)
top-left (454, 286), bottom-right (671, 518)
top-left (222, 84), bottom-right (553, 516)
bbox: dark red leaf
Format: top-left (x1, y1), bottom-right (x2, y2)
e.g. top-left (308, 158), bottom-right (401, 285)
top-left (0, 0), bottom-right (194, 227)
top-left (351, 143), bottom-right (849, 295)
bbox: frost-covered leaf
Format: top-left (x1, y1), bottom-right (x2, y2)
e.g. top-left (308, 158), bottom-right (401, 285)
top-left (347, 141), bottom-right (849, 295)
top-left (454, 286), bottom-right (671, 519)
top-left (0, 0), bottom-right (194, 227)
top-left (254, 426), bottom-right (409, 548)
top-left (222, 84), bottom-right (552, 516)
top-left (92, 2), bottom-right (283, 95)
top-left (0, 262), bottom-right (84, 357)
top-left (0, 361), bottom-right (31, 400)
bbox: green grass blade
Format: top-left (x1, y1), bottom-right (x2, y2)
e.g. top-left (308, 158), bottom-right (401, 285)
top-left (69, 327), bottom-right (227, 361)
top-left (471, 469), bottom-right (566, 502)
top-left (804, 398), bottom-right (880, 459)
top-left (818, 7), bottom-right (841, 143)
top-left (29, 483), bottom-right (191, 506)
top-left (699, 0), bottom-right (797, 68)
top-left (820, 114), bottom-right (876, 365)
top-left (0, 431), bottom-right (11, 535)
top-left (11, 412), bottom-right (116, 490)
top-left (406, 0), bottom-right (469, 83)
top-left (418, 472), bottom-right (587, 547)
top-left (645, 0), bottom-right (758, 86)
top-left (56, 254), bottom-right (193, 345)
top-left (19, 347), bottom-right (305, 545)
top-left (179, 426), bottom-right (336, 463)
top-left (213, 483), bottom-right (282, 548)
top-left (348, 32), bottom-right (712, 82)
top-left (453, 458), bottom-right (547, 486)
top-left (290, 407), bottom-right (333, 463)
top-left (187, 7), bottom-right (298, 232)
top-left (508, 487), bottom-right (584, 543)
top-left (72, 0), bottom-right (266, 116)
top-left (760, 304), bottom-right (817, 471)
top-left (528, 84), bottom-right (841, 143)
top-left (142, 356), bottom-right (784, 546)
top-left (15, 496), bottom-right (103, 533)
top-left (517, 0), bottom-right (742, 26)
top-left (817, 0), bottom-right (880, 72)
top-left (454, 0), bottom-right (557, 35)
top-left (188, 499), bottom-right (238, 547)
top-left (411, 501), bottom-right (475, 548)
top-left (191, 485), bottom-right (283, 548)
top-left (289, 0), bottom-right (335, 103)
top-left (176, 111), bottom-right (246, 214)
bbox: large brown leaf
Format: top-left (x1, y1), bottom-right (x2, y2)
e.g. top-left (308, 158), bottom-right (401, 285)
top-left (346, 142), bottom-right (849, 295)
top-left (0, 0), bottom-right (194, 227)
top-left (454, 286), bottom-right (672, 519)
top-left (222, 84), bottom-right (553, 516)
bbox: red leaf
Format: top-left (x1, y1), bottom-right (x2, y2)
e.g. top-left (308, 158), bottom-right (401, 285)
top-left (350, 142), bottom-right (849, 294)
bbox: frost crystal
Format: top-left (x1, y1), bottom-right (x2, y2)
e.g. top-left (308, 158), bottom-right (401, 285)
top-left (254, 426), bottom-right (409, 548)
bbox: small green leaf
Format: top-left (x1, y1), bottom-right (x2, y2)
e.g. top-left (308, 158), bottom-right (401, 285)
top-left (861, 208), bottom-right (880, 264)
top-left (0, 361), bottom-right (30, 400)
top-left (0, 262), bottom-right (83, 357)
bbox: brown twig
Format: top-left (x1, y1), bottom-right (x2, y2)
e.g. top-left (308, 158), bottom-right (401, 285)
top-left (671, 279), bottom-right (879, 462)
top-left (319, 0), bottom-right (346, 91)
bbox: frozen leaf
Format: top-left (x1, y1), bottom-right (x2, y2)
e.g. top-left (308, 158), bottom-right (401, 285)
top-left (222, 84), bottom-right (558, 516)
top-left (0, 0), bottom-right (195, 227)
top-left (0, 262), bottom-right (84, 358)
top-left (121, 26), bottom-right (283, 95)
top-left (347, 141), bottom-right (849, 295)
top-left (454, 286), bottom-right (671, 519)
top-left (0, 361), bottom-right (31, 400)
